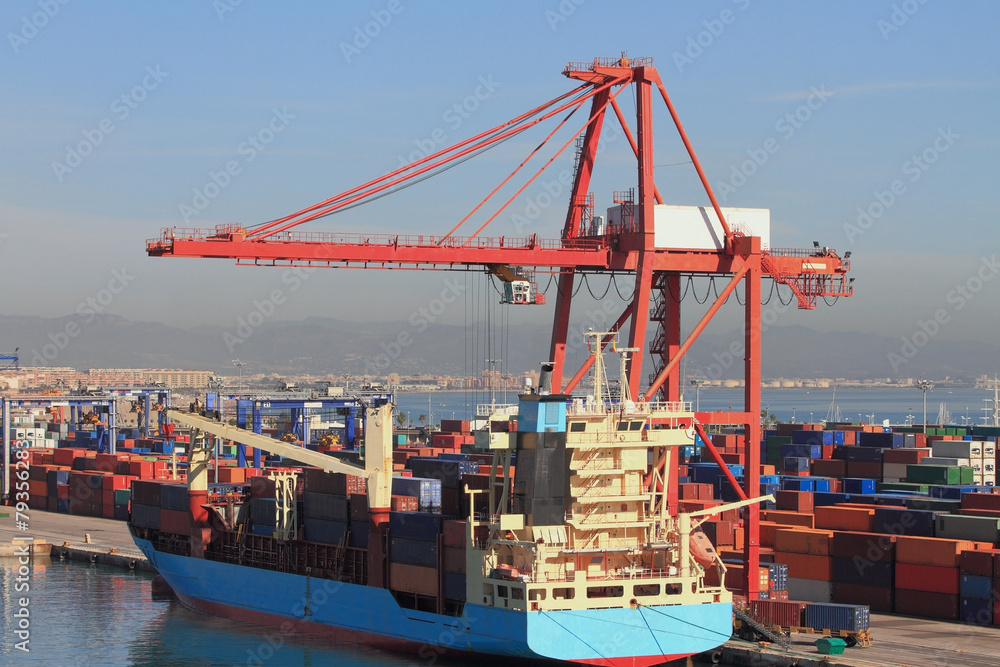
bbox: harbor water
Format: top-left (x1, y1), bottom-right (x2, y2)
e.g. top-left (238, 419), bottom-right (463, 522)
top-left (396, 386), bottom-right (996, 427)
top-left (0, 558), bottom-right (713, 666)
top-left (0, 558), bottom-right (526, 666)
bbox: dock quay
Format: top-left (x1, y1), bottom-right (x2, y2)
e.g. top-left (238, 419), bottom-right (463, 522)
top-left (0, 507), bottom-right (152, 571)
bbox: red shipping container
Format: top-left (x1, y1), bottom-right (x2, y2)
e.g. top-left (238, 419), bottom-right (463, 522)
top-left (749, 599), bottom-right (806, 627)
top-left (962, 493), bottom-right (1000, 511)
top-left (883, 449), bottom-right (929, 464)
top-left (702, 520), bottom-right (735, 548)
top-left (896, 563), bottom-right (959, 594)
top-left (895, 589), bottom-right (958, 620)
top-left (129, 460), bottom-right (155, 479)
top-left (811, 459), bottom-right (847, 478)
top-left (160, 509), bottom-right (190, 535)
top-left (842, 430), bottom-right (856, 446)
top-left (960, 549), bottom-right (999, 577)
top-left (101, 503), bottom-right (116, 519)
top-left (101, 474), bottom-right (135, 491)
top-left (846, 461), bottom-right (882, 480)
top-left (53, 448), bottom-right (87, 467)
top-left (56, 484), bottom-right (69, 500)
top-left (832, 531), bottom-right (896, 562)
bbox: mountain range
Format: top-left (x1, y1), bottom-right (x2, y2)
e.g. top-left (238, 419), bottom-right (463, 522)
top-left (2, 313), bottom-right (996, 382)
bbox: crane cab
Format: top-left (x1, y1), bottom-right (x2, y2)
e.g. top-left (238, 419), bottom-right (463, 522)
top-left (501, 279), bottom-right (545, 305)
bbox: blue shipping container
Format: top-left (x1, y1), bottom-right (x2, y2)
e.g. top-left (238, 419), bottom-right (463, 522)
top-left (961, 597), bottom-right (994, 625)
top-left (960, 575), bottom-right (994, 601)
top-left (389, 511), bottom-right (450, 542)
top-left (303, 518), bottom-right (348, 545)
top-left (842, 478), bottom-right (877, 495)
top-left (804, 603), bottom-right (870, 632)
top-left (390, 537), bottom-right (438, 568)
top-left (392, 476), bottom-right (442, 510)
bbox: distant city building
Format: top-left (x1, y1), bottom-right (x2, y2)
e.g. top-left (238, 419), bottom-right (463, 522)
top-left (140, 369), bottom-right (213, 388)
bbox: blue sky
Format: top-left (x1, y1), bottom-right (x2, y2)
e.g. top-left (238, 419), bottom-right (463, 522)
top-left (1, 1), bottom-right (998, 355)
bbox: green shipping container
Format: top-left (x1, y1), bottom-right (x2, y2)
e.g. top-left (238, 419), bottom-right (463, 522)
top-left (906, 465), bottom-right (974, 485)
top-left (114, 489), bottom-right (131, 504)
top-left (935, 514), bottom-right (1000, 544)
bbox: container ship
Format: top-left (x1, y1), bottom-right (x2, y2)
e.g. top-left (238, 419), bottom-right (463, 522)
top-left (127, 347), bottom-right (747, 666)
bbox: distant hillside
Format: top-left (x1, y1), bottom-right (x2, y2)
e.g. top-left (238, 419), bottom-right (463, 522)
top-left (1, 313), bottom-right (995, 381)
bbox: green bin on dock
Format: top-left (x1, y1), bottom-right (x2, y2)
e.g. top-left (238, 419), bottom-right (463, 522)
top-left (816, 638), bottom-right (847, 655)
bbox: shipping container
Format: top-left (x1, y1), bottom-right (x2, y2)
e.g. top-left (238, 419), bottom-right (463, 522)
top-left (130, 503), bottom-right (160, 529)
top-left (895, 563), bottom-right (959, 595)
top-left (961, 597), bottom-right (993, 625)
top-left (303, 517), bottom-right (348, 545)
top-left (832, 558), bottom-right (892, 588)
top-left (390, 536), bottom-right (439, 568)
top-left (804, 603), bottom-right (869, 632)
top-left (389, 562), bottom-right (438, 597)
top-left (895, 589), bottom-right (958, 620)
top-left (960, 574), bottom-right (995, 600)
top-left (934, 514), bottom-right (1000, 544)
top-left (787, 577), bottom-right (832, 603)
top-left (895, 536), bottom-right (976, 567)
top-left (749, 599), bottom-right (806, 627)
top-left (303, 492), bottom-right (350, 522)
top-left (389, 511), bottom-right (449, 542)
top-left (832, 583), bottom-right (893, 613)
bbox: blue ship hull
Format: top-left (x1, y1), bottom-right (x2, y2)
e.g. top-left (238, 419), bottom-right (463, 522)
top-left (134, 537), bottom-right (732, 666)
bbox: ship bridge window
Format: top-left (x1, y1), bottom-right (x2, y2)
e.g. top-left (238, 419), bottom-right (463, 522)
top-left (633, 583), bottom-right (660, 597)
top-left (553, 587), bottom-right (575, 600)
top-left (529, 588), bottom-right (547, 601)
top-left (617, 421), bottom-right (629, 431)
top-left (512, 587), bottom-right (524, 601)
top-left (587, 585), bottom-right (624, 599)
top-left (497, 585), bottom-right (509, 599)
top-left (630, 421), bottom-right (644, 431)
top-left (570, 422), bottom-right (587, 432)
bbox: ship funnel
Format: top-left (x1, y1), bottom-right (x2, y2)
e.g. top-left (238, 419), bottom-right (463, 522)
top-left (538, 363), bottom-right (553, 395)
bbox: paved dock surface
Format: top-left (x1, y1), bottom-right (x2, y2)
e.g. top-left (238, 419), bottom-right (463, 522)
top-left (718, 612), bottom-right (1000, 667)
top-left (5, 510), bottom-right (1000, 667)
top-left (0, 506), bottom-right (145, 561)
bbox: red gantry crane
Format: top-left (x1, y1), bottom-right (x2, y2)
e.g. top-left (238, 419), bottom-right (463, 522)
top-left (147, 56), bottom-right (852, 599)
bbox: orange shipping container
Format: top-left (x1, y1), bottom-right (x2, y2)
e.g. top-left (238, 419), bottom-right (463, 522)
top-left (814, 506), bottom-right (875, 532)
top-left (774, 528), bottom-right (834, 556)
top-left (773, 552), bottom-right (832, 581)
top-left (759, 521), bottom-right (779, 548)
top-left (895, 536), bottom-right (977, 568)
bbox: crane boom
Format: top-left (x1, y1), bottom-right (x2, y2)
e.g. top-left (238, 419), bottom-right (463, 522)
top-left (167, 404), bottom-right (395, 509)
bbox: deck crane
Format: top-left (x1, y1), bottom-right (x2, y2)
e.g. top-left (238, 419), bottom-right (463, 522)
top-left (145, 55), bottom-right (853, 599)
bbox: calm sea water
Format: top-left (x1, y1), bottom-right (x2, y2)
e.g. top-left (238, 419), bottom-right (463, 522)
top-left (397, 386), bottom-right (998, 427)
top-left (0, 559), bottom-right (463, 667)
top-left (0, 559), bottom-right (711, 666)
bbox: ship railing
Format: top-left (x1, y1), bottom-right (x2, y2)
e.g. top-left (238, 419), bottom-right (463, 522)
top-left (565, 399), bottom-right (692, 416)
top-left (476, 403), bottom-right (518, 417)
